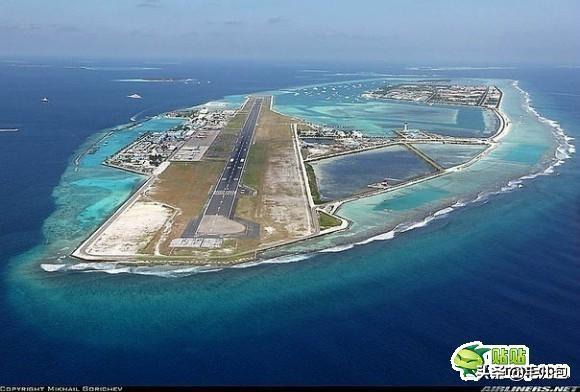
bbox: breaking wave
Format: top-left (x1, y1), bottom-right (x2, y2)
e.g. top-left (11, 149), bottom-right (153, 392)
top-left (40, 262), bottom-right (224, 277)
top-left (114, 78), bottom-right (196, 83)
top-left (514, 80), bottom-right (575, 161)
top-left (407, 66), bottom-right (516, 71)
top-left (40, 254), bottom-right (315, 277)
top-left (231, 254), bottom-right (314, 268)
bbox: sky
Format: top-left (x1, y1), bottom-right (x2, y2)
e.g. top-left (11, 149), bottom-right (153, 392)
top-left (1, 0), bottom-right (579, 65)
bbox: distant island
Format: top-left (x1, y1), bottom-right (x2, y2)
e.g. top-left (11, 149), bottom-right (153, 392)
top-left (363, 82), bottom-right (502, 107)
top-left (117, 78), bottom-right (198, 83)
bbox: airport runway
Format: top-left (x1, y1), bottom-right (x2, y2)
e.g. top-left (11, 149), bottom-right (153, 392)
top-left (187, 97), bottom-right (263, 237)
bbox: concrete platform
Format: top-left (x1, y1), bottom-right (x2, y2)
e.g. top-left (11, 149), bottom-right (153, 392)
top-left (170, 237), bottom-right (224, 248)
top-left (171, 129), bottom-right (220, 162)
top-left (197, 215), bottom-right (246, 236)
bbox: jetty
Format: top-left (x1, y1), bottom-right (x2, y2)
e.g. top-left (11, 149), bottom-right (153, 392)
top-left (403, 142), bottom-right (444, 172)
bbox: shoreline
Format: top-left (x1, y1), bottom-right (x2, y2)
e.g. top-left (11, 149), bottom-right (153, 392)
top-left (46, 78), bottom-right (573, 274)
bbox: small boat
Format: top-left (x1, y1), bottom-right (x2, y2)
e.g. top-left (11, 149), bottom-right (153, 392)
top-left (41, 97), bottom-right (49, 103)
top-left (0, 128), bottom-right (19, 132)
top-left (127, 93), bottom-right (142, 99)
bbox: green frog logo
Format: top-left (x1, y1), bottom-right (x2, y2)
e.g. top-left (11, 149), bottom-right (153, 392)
top-left (451, 341), bottom-right (490, 381)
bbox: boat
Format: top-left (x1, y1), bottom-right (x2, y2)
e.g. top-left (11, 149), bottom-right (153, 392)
top-left (41, 97), bottom-right (49, 103)
top-left (0, 128), bottom-right (19, 132)
top-left (127, 93), bottom-right (142, 99)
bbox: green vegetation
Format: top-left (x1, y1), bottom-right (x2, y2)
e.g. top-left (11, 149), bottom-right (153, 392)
top-left (318, 211), bottom-right (342, 230)
top-left (305, 163), bottom-right (324, 204)
top-left (242, 143), bottom-right (268, 190)
top-left (205, 104), bottom-right (250, 160)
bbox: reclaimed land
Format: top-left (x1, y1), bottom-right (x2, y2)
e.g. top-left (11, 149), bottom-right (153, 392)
top-left (234, 96), bottom-right (314, 253)
top-left (144, 100), bottom-right (255, 257)
top-left (141, 161), bottom-right (223, 255)
top-left (204, 102), bottom-right (252, 160)
top-left (318, 210), bottom-right (342, 230)
top-left (304, 162), bottom-right (324, 204)
top-left (72, 100), bottom-right (253, 262)
top-left (72, 97), bottom-right (349, 265)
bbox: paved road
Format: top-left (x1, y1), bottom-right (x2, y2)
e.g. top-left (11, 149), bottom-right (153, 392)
top-left (187, 97), bottom-right (263, 237)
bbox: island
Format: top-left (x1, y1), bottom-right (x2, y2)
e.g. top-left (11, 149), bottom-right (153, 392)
top-left (71, 82), bottom-right (506, 266)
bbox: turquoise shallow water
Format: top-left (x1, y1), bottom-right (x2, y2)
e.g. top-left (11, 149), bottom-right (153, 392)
top-left (231, 78), bottom-right (495, 137)
top-left (1, 65), bottom-right (577, 385)
top-left (39, 117), bottom-right (184, 262)
top-left (263, 78), bottom-right (566, 255)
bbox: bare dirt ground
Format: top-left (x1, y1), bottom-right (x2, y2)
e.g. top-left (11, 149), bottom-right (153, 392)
top-left (236, 97), bottom-right (313, 250)
top-left (86, 201), bottom-right (173, 256)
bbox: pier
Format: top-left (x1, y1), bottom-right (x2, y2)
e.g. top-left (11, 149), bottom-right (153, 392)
top-left (402, 142), bottom-right (444, 172)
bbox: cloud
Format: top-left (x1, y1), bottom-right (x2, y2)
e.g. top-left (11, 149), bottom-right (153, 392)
top-left (223, 20), bottom-right (244, 26)
top-left (0, 23), bottom-right (41, 32)
top-left (51, 24), bottom-right (81, 33)
top-left (137, 0), bottom-right (161, 8)
top-left (267, 16), bottom-right (287, 24)
top-left (206, 19), bottom-right (244, 26)
top-left (0, 23), bottom-right (80, 33)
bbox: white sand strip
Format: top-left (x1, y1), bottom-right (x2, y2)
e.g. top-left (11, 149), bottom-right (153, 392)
top-left (86, 201), bottom-right (172, 256)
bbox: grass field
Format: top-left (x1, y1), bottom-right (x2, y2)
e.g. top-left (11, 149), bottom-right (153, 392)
top-left (242, 143), bottom-right (268, 191)
top-left (143, 161), bottom-right (223, 254)
top-left (318, 210), bottom-right (342, 230)
top-left (305, 163), bottom-right (324, 204)
top-left (205, 100), bottom-right (251, 160)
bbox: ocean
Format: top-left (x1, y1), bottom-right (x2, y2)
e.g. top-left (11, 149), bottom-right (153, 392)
top-left (0, 60), bottom-right (577, 385)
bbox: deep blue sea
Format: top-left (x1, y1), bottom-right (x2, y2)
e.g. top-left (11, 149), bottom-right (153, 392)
top-left (0, 60), bottom-right (578, 385)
